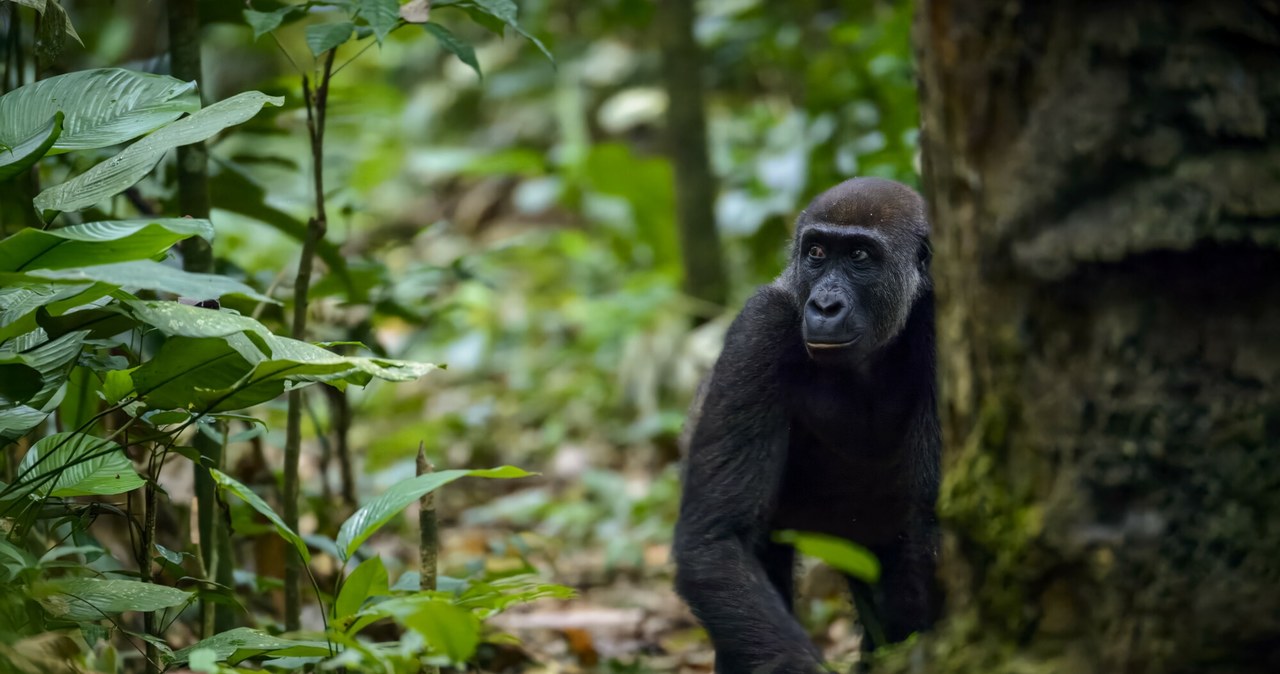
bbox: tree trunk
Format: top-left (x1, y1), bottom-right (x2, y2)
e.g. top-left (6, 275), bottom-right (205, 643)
top-left (908, 2), bottom-right (1280, 672)
top-left (657, 0), bottom-right (729, 313)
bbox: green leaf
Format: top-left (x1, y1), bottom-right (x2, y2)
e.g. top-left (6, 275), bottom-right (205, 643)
top-left (41, 0), bottom-right (80, 47)
top-left (306, 21), bottom-right (354, 56)
top-left (37, 303), bottom-right (134, 340)
top-left (124, 300), bottom-right (265, 339)
top-left (0, 330), bottom-right (82, 442)
top-left (0, 359), bottom-right (41, 403)
top-left (0, 69), bottom-right (196, 155)
top-left (0, 329), bottom-right (85, 409)
top-left (359, 596), bottom-right (481, 663)
top-left (17, 260), bottom-right (275, 304)
top-left (360, 0), bottom-right (400, 43)
top-left (423, 23), bottom-right (480, 78)
top-left (0, 218), bottom-right (212, 272)
top-left (0, 405), bottom-right (49, 444)
top-left (335, 555), bottom-right (388, 621)
top-left (0, 281), bottom-right (110, 342)
top-left (772, 530), bottom-right (881, 582)
top-left (128, 336), bottom-right (266, 412)
top-left (34, 91), bottom-right (283, 213)
top-left (102, 370), bottom-right (132, 405)
top-left (132, 299), bottom-right (432, 370)
top-left (14, 432), bottom-right (145, 498)
top-left (243, 7), bottom-right (297, 39)
top-left (59, 365), bottom-right (100, 430)
top-left (210, 469), bottom-right (310, 563)
top-left (402, 601), bottom-right (481, 663)
top-left (171, 628), bottom-right (331, 665)
top-left (37, 578), bottom-right (191, 621)
top-left (0, 110), bottom-right (62, 182)
top-left (124, 306), bottom-right (434, 412)
top-left (337, 466), bottom-right (531, 559)
top-left (439, 0), bottom-right (553, 63)
top-left (247, 332), bottom-right (437, 386)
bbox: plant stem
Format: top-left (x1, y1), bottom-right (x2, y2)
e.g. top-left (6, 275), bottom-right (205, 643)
top-left (167, 0), bottom-right (235, 636)
top-left (167, 0), bottom-right (212, 272)
top-left (326, 385), bottom-right (356, 508)
top-left (417, 443), bottom-right (439, 674)
top-left (142, 450), bottom-right (160, 674)
top-left (283, 47), bottom-right (336, 632)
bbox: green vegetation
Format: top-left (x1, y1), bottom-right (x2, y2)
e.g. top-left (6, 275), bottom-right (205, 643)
top-left (0, 0), bottom-right (918, 671)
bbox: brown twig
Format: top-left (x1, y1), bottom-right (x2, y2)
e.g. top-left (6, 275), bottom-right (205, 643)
top-left (417, 442), bottom-right (439, 674)
top-left (283, 46), bottom-right (337, 631)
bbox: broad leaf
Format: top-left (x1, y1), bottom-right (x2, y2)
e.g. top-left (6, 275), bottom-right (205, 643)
top-left (773, 530), bottom-right (880, 582)
top-left (248, 332), bottom-right (437, 386)
top-left (36, 304), bottom-right (135, 339)
top-left (125, 305), bottom-right (434, 412)
top-left (306, 21), bottom-right (354, 56)
top-left (0, 331), bottom-right (82, 443)
top-left (438, 0), bottom-right (553, 62)
top-left (243, 7), bottom-right (298, 39)
top-left (34, 91), bottom-right (284, 213)
top-left (172, 628), bottom-right (330, 665)
top-left (0, 405), bottom-right (48, 443)
top-left (40, 0), bottom-right (80, 47)
top-left (335, 555), bottom-right (388, 621)
top-left (0, 281), bottom-right (109, 342)
top-left (125, 299), bottom-right (264, 338)
top-left (0, 218), bottom-right (212, 272)
top-left (360, 0), bottom-right (400, 43)
top-left (0, 69), bottom-right (196, 154)
top-left (13, 432), bottom-right (144, 498)
top-left (0, 330), bottom-right (85, 409)
top-left (403, 601), bottom-right (481, 663)
top-left (424, 23), bottom-right (480, 78)
top-left (0, 111), bottom-right (62, 182)
top-left (37, 578), bottom-right (191, 621)
top-left (337, 467), bottom-right (531, 559)
top-left (210, 469), bottom-right (310, 563)
top-left (0, 357), bottom-right (41, 403)
top-left (19, 260), bottom-right (275, 304)
top-left (359, 596), bottom-right (481, 663)
top-left (128, 336), bottom-right (265, 412)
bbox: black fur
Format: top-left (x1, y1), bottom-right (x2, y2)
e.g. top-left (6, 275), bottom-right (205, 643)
top-left (674, 178), bottom-right (941, 673)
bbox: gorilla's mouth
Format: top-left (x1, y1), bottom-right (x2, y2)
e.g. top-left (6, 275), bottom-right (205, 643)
top-left (804, 336), bottom-right (861, 351)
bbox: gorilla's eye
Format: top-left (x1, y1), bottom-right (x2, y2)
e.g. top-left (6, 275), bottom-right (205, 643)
top-left (851, 248), bottom-right (870, 262)
top-left (807, 245), bottom-right (826, 260)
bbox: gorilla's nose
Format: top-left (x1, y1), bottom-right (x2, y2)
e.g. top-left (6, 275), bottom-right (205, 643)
top-left (808, 293), bottom-right (845, 318)
top-left (804, 291), bottom-right (854, 343)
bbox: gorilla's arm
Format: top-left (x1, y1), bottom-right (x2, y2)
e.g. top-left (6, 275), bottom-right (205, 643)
top-left (674, 286), bottom-right (824, 674)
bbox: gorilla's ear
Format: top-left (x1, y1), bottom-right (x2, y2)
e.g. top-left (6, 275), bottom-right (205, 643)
top-left (917, 237), bottom-right (933, 273)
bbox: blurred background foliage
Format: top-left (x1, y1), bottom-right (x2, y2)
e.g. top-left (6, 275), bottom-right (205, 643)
top-left (4, 0), bottom-right (919, 667)
top-left (119, 0), bottom-right (918, 565)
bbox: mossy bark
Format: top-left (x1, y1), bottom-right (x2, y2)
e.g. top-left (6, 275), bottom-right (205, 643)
top-left (901, 2), bottom-right (1280, 672)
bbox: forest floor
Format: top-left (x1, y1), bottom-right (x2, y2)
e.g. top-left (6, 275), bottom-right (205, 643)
top-left (447, 522), bottom-right (866, 673)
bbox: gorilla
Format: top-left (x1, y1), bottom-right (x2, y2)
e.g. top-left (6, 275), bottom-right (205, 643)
top-left (674, 178), bottom-right (940, 673)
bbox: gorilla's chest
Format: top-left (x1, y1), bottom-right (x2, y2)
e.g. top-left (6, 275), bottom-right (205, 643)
top-left (769, 375), bottom-right (915, 543)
